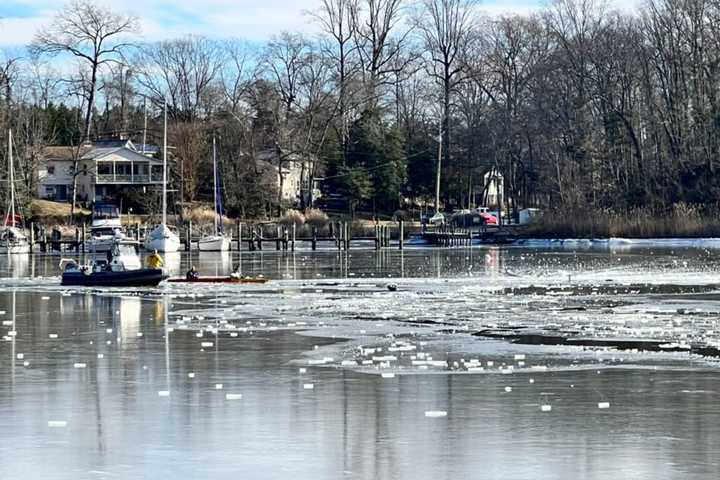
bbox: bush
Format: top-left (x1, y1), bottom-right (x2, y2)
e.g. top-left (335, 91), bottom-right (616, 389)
top-left (304, 208), bottom-right (329, 229)
top-left (524, 203), bottom-right (720, 238)
top-left (279, 209), bottom-right (305, 227)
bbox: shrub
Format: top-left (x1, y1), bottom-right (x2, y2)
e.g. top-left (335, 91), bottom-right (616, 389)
top-left (304, 208), bottom-right (329, 229)
top-left (279, 209), bottom-right (305, 227)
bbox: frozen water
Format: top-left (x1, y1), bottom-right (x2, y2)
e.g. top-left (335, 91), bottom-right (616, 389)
top-left (2, 246), bottom-right (720, 479)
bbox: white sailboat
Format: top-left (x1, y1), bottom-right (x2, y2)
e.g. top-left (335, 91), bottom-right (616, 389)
top-left (144, 101), bottom-right (180, 253)
top-left (1, 130), bottom-right (30, 255)
top-left (198, 137), bottom-right (230, 251)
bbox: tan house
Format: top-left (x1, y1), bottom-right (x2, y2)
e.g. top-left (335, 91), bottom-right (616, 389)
top-left (255, 149), bottom-right (320, 205)
top-left (38, 140), bottom-right (164, 204)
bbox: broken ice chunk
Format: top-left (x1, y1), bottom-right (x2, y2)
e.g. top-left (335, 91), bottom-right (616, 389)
top-left (225, 393), bottom-right (242, 400)
top-left (48, 421), bottom-right (67, 428)
top-left (598, 402), bottom-right (610, 409)
top-left (303, 383), bottom-right (314, 390)
top-left (540, 405), bottom-right (552, 412)
top-left (157, 391), bottom-right (170, 397)
top-left (424, 411), bottom-right (447, 418)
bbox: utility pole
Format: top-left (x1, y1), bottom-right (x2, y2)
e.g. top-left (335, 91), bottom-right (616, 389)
top-left (435, 122), bottom-right (443, 214)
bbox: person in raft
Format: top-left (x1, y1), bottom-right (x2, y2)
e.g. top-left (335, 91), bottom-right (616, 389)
top-left (186, 265), bottom-right (199, 280)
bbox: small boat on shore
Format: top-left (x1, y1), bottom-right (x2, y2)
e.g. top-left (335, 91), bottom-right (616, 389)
top-left (61, 240), bottom-right (166, 287)
top-left (167, 275), bottom-right (269, 284)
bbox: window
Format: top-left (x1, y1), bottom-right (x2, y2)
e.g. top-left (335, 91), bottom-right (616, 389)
top-left (47, 165), bottom-right (55, 175)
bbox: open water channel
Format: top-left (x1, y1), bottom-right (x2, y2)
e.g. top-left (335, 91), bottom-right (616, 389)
top-left (1, 242), bottom-right (720, 479)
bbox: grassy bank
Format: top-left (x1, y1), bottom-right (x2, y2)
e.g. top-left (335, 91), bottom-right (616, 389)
top-left (524, 204), bottom-right (720, 238)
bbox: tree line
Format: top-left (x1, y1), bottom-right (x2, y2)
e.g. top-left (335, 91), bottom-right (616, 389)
top-left (2, 0), bottom-right (720, 221)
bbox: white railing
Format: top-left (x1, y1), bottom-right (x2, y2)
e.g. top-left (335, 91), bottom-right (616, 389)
top-left (95, 174), bottom-right (160, 184)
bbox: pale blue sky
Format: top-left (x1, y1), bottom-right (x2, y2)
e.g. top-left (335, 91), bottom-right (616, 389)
top-left (0, 0), bottom-right (639, 47)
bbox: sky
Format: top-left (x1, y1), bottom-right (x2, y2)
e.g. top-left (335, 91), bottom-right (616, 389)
top-left (0, 0), bottom-right (641, 48)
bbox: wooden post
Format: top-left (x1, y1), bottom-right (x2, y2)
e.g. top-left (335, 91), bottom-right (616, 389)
top-left (336, 222), bottom-right (342, 250)
top-left (74, 227), bottom-right (80, 252)
top-left (257, 226), bottom-right (263, 251)
top-left (276, 226), bottom-right (281, 250)
top-left (186, 221), bottom-right (192, 251)
top-left (283, 227), bottom-right (289, 250)
top-left (374, 224), bottom-right (380, 250)
top-left (399, 220), bottom-right (404, 250)
top-left (81, 223), bottom-right (86, 253)
top-left (311, 227), bottom-right (317, 251)
top-left (291, 223), bottom-right (296, 252)
top-left (344, 221), bottom-right (350, 250)
top-left (249, 227), bottom-right (256, 251)
top-left (30, 222), bottom-right (35, 251)
top-left (236, 220), bottom-right (242, 251)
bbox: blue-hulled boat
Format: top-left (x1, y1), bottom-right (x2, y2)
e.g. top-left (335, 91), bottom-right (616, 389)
top-left (61, 267), bottom-right (166, 287)
top-left (60, 240), bottom-right (167, 287)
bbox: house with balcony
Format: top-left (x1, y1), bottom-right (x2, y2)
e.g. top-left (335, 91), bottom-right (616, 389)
top-left (38, 139), bottom-right (164, 206)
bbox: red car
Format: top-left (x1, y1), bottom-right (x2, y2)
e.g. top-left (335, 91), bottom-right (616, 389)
top-left (480, 212), bottom-right (498, 225)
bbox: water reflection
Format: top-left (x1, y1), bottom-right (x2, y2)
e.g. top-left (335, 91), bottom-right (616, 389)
top-left (2, 247), bottom-right (720, 479)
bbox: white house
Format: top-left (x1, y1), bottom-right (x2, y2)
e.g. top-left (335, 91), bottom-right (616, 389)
top-left (482, 168), bottom-right (504, 207)
top-left (37, 139), bottom-right (164, 204)
top-left (255, 149), bottom-right (319, 205)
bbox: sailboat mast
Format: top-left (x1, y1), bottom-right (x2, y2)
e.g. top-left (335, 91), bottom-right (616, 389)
top-left (162, 101), bottom-right (168, 227)
top-left (213, 136), bottom-right (218, 234)
top-left (8, 129), bottom-right (15, 227)
top-left (142, 99), bottom-right (148, 155)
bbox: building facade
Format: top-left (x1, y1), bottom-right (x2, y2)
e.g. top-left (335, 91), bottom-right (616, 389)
top-left (37, 140), bottom-right (163, 205)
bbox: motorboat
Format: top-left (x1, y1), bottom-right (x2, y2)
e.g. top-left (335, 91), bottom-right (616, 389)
top-left (1, 129), bottom-right (30, 255)
top-left (198, 137), bottom-right (230, 251)
top-left (61, 240), bottom-right (165, 287)
top-left (0, 226), bottom-right (30, 254)
top-left (87, 203), bottom-right (128, 252)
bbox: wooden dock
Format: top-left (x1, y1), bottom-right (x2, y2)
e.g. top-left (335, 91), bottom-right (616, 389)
top-left (25, 219), bottom-right (524, 254)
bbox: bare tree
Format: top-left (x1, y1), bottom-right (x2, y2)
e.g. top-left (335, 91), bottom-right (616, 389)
top-left (352, 0), bottom-right (413, 107)
top-left (413, 0), bottom-right (478, 211)
top-left (135, 36), bottom-right (224, 122)
top-left (30, 0), bottom-right (139, 141)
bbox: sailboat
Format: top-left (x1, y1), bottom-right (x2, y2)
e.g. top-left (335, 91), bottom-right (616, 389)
top-left (144, 101), bottom-right (180, 253)
top-left (198, 137), bottom-right (230, 251)
top-left (1, 130), bottom-right (30, 255)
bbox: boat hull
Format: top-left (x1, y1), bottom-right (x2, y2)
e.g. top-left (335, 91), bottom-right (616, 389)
top-left (198, 235), bottom-right (230, 251)
top-left (144, 226), bottom-right (181, 253)
top-left (88, 235), bottom-right (129, 253)
top-left (167, 276), bottom-right (268, 284)
top-left (61, 268), bottom-right (166, 287)
top-left (0, 242), bottom-right (30, 254)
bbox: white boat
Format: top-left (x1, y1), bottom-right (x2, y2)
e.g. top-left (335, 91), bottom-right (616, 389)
top-left (0, 226), bottom-right (30, 254)
top-left (198, 234), bottom-right (230, 251)
top-left (144, 224), bottom-right (181, 252)
top-left (144, 100), bottom-right (179, 253)
top-left (198, 137), bottom-right (230, 251)
top-left (1, 129), bottom-right (30, 255)
top-left (87, 203), bottom-right (128, 253)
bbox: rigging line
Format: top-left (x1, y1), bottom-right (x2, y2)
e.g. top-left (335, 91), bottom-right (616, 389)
top-left (316, 147), bottom-right (434, 181)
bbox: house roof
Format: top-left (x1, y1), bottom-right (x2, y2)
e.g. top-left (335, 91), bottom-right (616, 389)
top-left (43, 140), bottom-right (162, 164)
top-left (83, 146), bottom-right (163, 164)
top-left (43, 145), bottom-right (93, 161)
